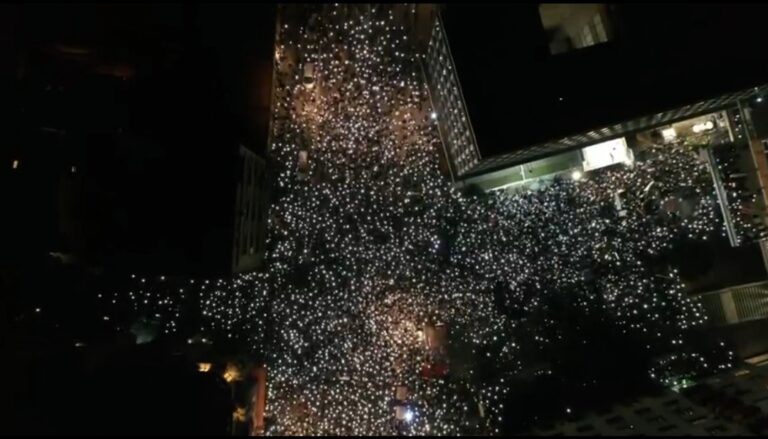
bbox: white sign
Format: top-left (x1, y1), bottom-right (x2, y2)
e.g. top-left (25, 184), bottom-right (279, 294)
top-left (581, 137), bottom-right (633, 172)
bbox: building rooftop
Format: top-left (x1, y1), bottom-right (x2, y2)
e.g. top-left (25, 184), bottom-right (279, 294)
top-left (440, 3), bottom-right (768, 173)
top-left (529, 362), bottom-right (768, 436)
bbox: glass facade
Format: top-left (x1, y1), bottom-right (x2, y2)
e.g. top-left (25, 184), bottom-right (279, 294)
top-left (424, 15), bottom-right (480, 178)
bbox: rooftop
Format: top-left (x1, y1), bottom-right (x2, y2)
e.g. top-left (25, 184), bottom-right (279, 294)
top-left (440, 3), bottom-right (768, 172)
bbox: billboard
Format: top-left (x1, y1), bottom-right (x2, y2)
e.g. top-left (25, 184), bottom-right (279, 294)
top-left (581, 137), bottom-right (633, 172)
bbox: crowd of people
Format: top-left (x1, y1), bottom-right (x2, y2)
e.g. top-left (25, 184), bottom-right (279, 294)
top-left (100, 5), bottom-right (737, 435)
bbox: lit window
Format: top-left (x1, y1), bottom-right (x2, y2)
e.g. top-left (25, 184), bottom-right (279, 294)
top-left (540, 4), bottom-right (613, 55)
top-left (692, 120), bottom-right (715, 133)
top-left (593, 13), bottom-right (608, 43)
top-left (581, 25), bottom-right (595, 47)
top-left (661, 127), bottom-right (677, 142)
top-left (223, 363), bottom-right (241, 382)
top-left (233, 406), bottom-right (247, 423)
top-left (12, 159), bottom-right (19, 169)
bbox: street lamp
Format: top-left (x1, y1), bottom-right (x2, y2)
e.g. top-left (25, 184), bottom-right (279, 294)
top-left (571, 170), bottom-right (583, 181)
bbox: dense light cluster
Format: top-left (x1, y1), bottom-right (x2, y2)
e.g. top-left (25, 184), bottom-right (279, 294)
top-left (100, 4), bottom-right (736, 435)
top-left (711, 137), bottom-right (766, 245)
top-left (454, 145), bottom-right (734, 391)
top-left (456, 146), bottom-right (720, 333)
top-left (265, 5), bottom-right (516, 435)
top-left (99, 271), bottom-right (269, 349)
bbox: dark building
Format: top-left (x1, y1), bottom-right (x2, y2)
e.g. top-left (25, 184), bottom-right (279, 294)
top-left (423, 3), bottom-right (768, 179)
top-left (525, 361), bottom-right (768, 436)
top-left (2, 337), bottom-right (234, 435)
top-left (420, 3), bottom-right (768, 267)
top-left (1, 4), bottom-right (276, 277)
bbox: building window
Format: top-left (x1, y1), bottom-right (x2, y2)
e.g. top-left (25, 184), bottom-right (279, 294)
top-left (593, 13), bottom-right (608, 43)
top-left (580, 24), bottom-right (595, 47)
top-left (540, 4), bottom-right (613, 55)
top-left (661, 127), bottom-right (677, 142)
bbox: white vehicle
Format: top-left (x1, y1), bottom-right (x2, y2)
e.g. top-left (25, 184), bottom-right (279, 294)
top-left (303, 62), bottom-right (315, 88)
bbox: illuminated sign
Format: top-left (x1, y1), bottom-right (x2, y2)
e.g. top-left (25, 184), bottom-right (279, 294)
top-left (581, 137), bottom-right (633, 172)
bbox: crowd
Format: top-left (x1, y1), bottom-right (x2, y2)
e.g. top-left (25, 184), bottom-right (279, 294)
top-left (99, 5), bottom-right (736, 435)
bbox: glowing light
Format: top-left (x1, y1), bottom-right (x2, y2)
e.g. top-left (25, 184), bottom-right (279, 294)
top-left (661, 127), bottom-right (677, 142)
top-left (581, 137), bottom-right (632, 171)
top-left (223, 363), bottom-right (241, 383)
top-left (233, 406), bottom-right (247, 422)
top-left (97, 5), bottom-right (735, 435)
top-left (692, 121), bottom-right (715, 133)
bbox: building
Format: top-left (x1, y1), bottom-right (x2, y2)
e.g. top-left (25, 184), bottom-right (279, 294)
top-left (424, 4), bottom-right (768, 181)
top-left (695, 280), bottom-right (768, 361)
top-left (1, 4), bottom-right (276, 276)
top-left (528, 360), bottom-right (768, 436)
top-left (419, 9), bottom-right (768, 431)
top-left (2, 336), bottom-right (234, 435)
top-left (421, 3), bottom-right (768, 253)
